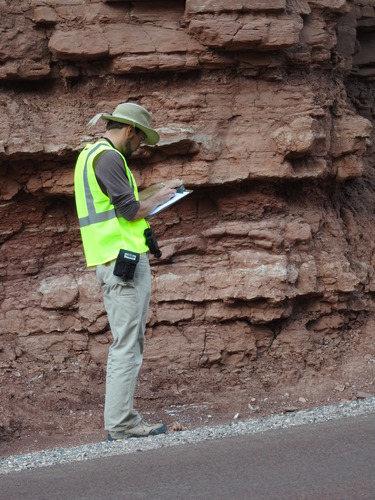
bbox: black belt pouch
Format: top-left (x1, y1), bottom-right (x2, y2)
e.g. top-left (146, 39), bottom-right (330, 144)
top-left (113, 250), bottom-right (140, 281)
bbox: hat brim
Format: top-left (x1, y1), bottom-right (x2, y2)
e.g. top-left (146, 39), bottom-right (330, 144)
top-left (101, 113), bottom-right (160, 145)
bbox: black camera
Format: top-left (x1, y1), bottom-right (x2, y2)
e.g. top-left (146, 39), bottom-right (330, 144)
top-left (144, 228), bottom-right (162, 259)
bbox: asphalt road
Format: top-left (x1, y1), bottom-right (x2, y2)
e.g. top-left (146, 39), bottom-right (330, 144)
top-left (2, 414), bottom-right (375, 499)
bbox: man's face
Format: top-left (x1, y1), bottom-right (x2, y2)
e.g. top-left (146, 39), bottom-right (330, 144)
top-left (121, 127), bottom-right (146, 158)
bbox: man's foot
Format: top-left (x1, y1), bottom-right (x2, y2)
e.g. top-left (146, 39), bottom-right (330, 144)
top-left (108, 420), bottom-right (167, 441)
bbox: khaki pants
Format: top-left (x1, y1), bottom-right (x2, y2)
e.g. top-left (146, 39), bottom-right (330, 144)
top-left (96, 253), bottom-right (151, 432)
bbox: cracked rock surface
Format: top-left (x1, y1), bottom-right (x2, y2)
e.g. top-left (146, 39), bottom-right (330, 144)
top-left (1, 0), bottom-right (375, 456)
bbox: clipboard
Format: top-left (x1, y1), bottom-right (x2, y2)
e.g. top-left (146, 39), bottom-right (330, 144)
top-left (148, 188), bottom-right (192, 217)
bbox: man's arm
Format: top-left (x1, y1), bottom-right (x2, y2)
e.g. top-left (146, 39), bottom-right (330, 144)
top-left (95, 151), bottom-right (141, 220)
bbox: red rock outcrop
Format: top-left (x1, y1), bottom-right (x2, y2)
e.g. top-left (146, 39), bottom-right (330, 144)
top-left (1, 0), bottom-right (375, 448)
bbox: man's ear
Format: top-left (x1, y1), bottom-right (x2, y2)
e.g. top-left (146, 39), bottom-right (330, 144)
top-left (125, 125), bottom-right (136, 138)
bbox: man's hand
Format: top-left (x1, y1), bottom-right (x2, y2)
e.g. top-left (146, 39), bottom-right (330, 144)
top-left (163, 179), bottom-right (184, 190)
top-left (132, 178), bottom-right (184, 220)
top-left (154, 184), bottom-right (177, 206)
top-left (153, 178), bottom-right (184, 206)
top-left (138, 178), bottom-right (183, 201)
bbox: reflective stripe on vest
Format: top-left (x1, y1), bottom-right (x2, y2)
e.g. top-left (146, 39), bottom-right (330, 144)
top-left (78, 142), bottom-right (117, 228)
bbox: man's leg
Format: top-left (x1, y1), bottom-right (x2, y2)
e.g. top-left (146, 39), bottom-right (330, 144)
top-left (96, 253), bottom-right (151, 432)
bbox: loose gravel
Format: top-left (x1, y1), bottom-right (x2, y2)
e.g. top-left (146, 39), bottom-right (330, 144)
top-left (2, 397), bottom-right (375, 475)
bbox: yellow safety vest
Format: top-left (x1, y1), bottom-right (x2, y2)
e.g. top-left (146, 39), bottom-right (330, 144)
top-left (74, 141), bottom-right (149, 267)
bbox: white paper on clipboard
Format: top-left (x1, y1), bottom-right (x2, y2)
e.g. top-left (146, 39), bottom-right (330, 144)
top-left (148, 189), bottom-right (192, 217)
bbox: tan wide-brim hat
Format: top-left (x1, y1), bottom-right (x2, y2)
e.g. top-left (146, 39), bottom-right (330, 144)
top-left (88, 102), bottom-right (160, 145)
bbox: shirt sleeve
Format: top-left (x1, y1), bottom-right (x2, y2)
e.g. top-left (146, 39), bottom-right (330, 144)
top-left (94, 150), bottom-right (140, 221)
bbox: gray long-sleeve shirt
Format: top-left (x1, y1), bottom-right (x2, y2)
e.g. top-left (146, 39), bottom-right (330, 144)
top-left (94, 149), bottom-right (140, 221)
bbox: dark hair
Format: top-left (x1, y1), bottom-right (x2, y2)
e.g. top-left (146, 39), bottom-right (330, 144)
top-left (106, 120), bottom-right (128, 131)
top-left (106, 121), bottom-right (144, 138)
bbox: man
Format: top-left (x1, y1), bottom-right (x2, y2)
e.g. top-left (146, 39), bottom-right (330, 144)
top-left (74, 102), bottom-right (182, 441)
